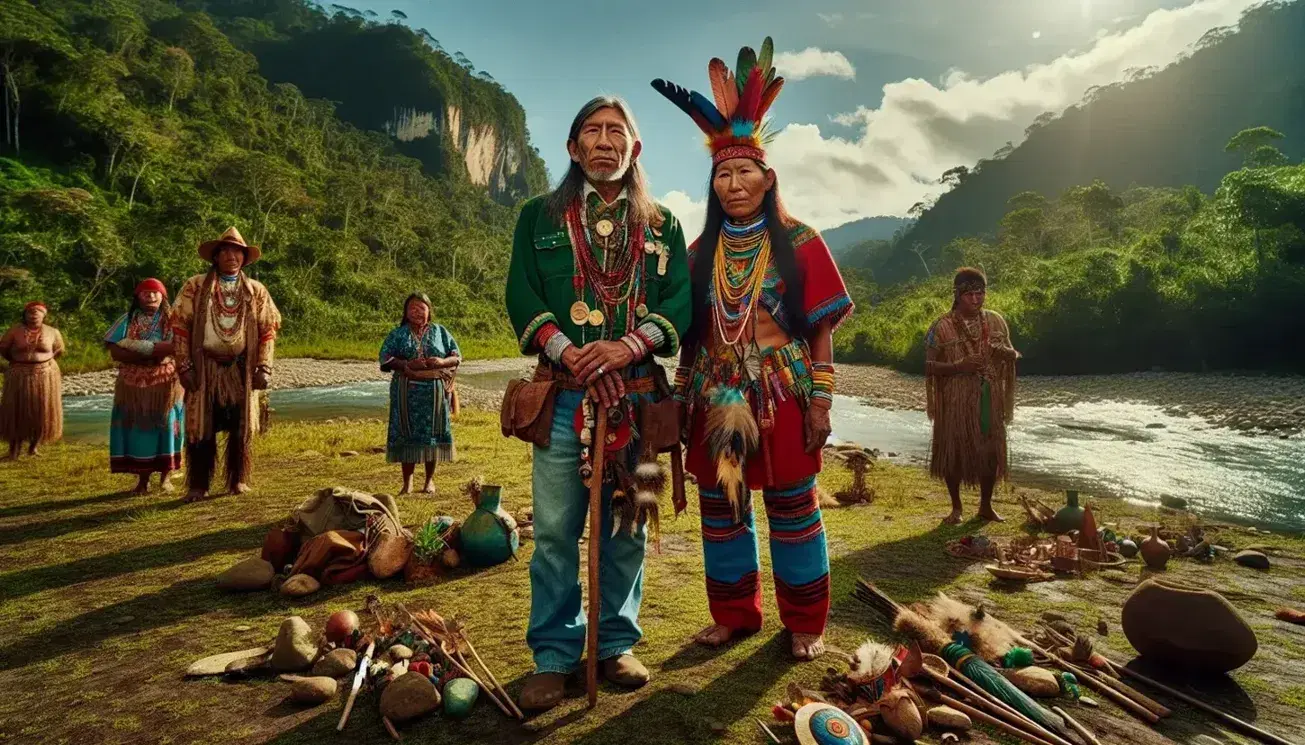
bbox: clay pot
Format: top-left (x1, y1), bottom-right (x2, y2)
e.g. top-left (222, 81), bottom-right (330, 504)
top-left (1121, 579), bottom-right (1257, 673)
top-left (1140, 527), bottom-right (1171, 570)
top-left (261, 527), bottom-right (301, 569)
top-left (1049, 491), bottom-right (1085, 534)
top-left (404, 556), bottom-right (441, 585)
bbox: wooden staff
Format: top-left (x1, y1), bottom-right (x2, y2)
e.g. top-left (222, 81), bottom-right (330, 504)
top-left (586, 402), bottom-right (610, 709)
top-left (921, 665), bottom-right (1076, 745)
top-left (1052, 706), bottom-right (1102, 745)
top-left (464, 637), bottom-right (525, 719)
top-left (1105, 659), bottom-right (1300, 745)
top-left (907, 681), bottom-right (1058, 745)
top-left (1019, 635), bottom-right (1160, 724)
top-left (1040, 625), bottom-right (1171, 718)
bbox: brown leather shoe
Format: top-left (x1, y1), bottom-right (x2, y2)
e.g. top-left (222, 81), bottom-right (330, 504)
top-left (601, 654), bottom-right (650, 688)
top-left (519, 672), bottom-right (567, 712)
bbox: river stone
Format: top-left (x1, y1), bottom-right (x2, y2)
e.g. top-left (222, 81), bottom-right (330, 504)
top-left (216, 557), bottom-right (275, 591)
top-left (312, 648), bottom-right (357, 678)
top-left (186, 646), bottom-right (271, 677)
top-left (379, 672), bottom-right (441, 722)
top-left (387, 644), bottom-right (414, 662)
top-left (279, 573), bottom-right (321, 597)
top-left (927, 706), bottom-right (972, 730)
top-left (1121, 579), bottom-right (1257, 673)
top-left (224, 653), bottom-right (270, 678)
top-left (290, 676), bottom-right (337, 704)
top-left (271, 616), bottom-right (318, 672)
top-left (443, 678), bottom-right (479, 719)
top-left (1234, 550), bottom-right (1270, 569)
top-left (1004, 666), bottom-right (1060, 697)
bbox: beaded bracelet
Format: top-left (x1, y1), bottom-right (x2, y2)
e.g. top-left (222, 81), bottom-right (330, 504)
top-left (673, 365), bottom-right (693, 402)
top-left (810, 361), bottom-right (835, 406)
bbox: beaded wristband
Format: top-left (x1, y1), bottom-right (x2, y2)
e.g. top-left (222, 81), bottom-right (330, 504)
top-left (673, 365), bottom-right (693, 403)
top-left (620, 333), bottom-right (647, 361)
top-left (810, 361), bottom-right (835, 406)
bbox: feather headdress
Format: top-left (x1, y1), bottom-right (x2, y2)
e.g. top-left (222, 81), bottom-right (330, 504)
top-left (651, 37), bottom-right (785, 165)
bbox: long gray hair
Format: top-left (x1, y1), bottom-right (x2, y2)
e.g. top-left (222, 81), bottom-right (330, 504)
top-left (544, 96), bottom-right (664, 229)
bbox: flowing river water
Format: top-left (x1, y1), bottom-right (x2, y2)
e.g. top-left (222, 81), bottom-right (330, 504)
top-left (59, 365), bottom-right (1305, 531)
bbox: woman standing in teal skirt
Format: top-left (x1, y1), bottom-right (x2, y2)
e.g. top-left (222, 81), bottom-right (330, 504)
top-left (104, 278), bottom-right (185, 494)
top-left (379, 293), bottom-right (461, 495)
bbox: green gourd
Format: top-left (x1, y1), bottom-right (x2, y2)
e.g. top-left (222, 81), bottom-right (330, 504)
top-left (460, 484), bottom-right (518, 567)
top-left (443, 678), bottom-right (479, 719)
top-left (1049, 491), bottom-right (1085, 535)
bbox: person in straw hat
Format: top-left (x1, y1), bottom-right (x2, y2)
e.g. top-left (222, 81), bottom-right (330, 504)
top-left (0, 301), bottom-right (65, 459)
top-left (171, 227), bottom-right (281, 503)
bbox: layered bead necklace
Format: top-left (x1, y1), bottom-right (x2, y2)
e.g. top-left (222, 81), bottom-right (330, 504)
top-left (712, 214), bottom-right (771, 347)
top-left (129, 309), bottom-right (164, 340)
top-left (22, 324), bottom-right (42, 348)
top-left (565, 195), bottom-right (646, 339)
top-left (212, 274), bottom-right (246, 342)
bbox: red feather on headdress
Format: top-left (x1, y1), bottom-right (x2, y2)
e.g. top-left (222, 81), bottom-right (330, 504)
top-left (708, 58), bottom-right (738, 119)
top-left (735, 67), bottom-right (765, 124)
top-left (756, 77), bottom-right (785, 121)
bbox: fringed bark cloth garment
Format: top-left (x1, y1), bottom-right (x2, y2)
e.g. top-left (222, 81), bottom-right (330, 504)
top-left (379, 323), bottom-right (460, 465)
top-left (105, 311), bottom-right (184, 474)
top-left (0, 359), bottom-right (62, 444)
top-left (925, 309), bottom-right (1017, 486)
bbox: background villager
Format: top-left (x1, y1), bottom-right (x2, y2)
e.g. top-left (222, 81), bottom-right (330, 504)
top-left (104, 278), bottom-right (185, 494)
top-left (504, 95), bottom-right (691, 712)
top-left (925, 267), bottom-right (1020, 524)
top-left (654, 37), bottom-right (854, 663)
top-left (379, 292), bottom-right (461, 495)
top-left (172, 227), bottom-right (281, 503)
top-left (0, 301), bottom-right (65, 459)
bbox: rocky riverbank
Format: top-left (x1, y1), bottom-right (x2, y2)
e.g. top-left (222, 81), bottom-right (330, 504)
top-left (61, 358), bottom-right (1305, 434)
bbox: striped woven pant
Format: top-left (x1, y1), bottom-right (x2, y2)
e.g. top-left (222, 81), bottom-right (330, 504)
top-left (699, 476), bottom-right (830, 635)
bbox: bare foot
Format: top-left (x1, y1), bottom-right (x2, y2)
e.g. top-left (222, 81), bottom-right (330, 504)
top-left (232, 483), bottom-right (251, 495)
top-left (791, 633), bottom-right (826, 661)
top-left (421, 481), bottom-right (436, 495)
top-left (183, 489), bottom-right (210, 504)
top-left (160, 476), bottom-right (175, 494)
top-left (942, 509), bottom-right (963, 525)
top-left (132, 476), bottom-right (150, 496)
top-left (693, 624), bottom-right (735, 648)
top-left (27, 446), bottom-right (40, 457)
top-left (979, 507), bottom-right (1005, 522)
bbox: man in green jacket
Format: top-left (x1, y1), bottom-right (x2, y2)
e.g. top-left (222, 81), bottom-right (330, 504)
top-left (506, 96), bottom-right (691, 711)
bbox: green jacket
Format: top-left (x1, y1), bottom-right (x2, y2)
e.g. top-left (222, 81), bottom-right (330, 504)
top-left (505, 195), bottom-right (691, 357)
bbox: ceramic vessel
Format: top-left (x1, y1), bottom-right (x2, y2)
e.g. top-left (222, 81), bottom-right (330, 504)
top-left (461, 484), bottom-right (519, 567)
top-left (1049, 491), bottom-right (1085, 534)
top-left (1140, 526), bottom-right (1171, 570)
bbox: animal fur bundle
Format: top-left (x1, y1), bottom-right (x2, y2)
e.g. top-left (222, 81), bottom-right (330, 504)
top-left (705, 386), bottom-right (758, 520)
top-left (611, 460), bottom-right (668, 547)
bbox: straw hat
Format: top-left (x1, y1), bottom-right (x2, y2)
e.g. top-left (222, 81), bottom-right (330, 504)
top-left (198, 227), bottom-right (261, 265)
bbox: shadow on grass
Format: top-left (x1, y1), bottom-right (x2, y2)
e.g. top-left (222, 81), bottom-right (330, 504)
top-left (0, 499), bottom-right (192, 547)
top-left (0, 522), bottom-right (273, 603)
top-left (0, 489), bottom-right (140, 520)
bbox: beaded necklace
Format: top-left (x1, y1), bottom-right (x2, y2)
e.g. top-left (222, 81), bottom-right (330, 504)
top-left (712, 215), bottom-right (771, 347)
top-left (129, 309), bottom-right (164, 341)
top-left (22, 324), bottom-right (42, 348)
top-left (211, 274), bottom-right (246, 342)
top-left (565, 199), bottom-right (647, 340)
top-left (408, 323), bottom-right (431, 359)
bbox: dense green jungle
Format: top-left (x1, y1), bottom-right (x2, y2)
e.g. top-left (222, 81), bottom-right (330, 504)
top-left (1, 0), bottom-right (1303, 375)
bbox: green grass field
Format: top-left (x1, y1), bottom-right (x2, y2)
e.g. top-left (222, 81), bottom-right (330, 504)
top-left (1, 409), bottom-right (1302, 744)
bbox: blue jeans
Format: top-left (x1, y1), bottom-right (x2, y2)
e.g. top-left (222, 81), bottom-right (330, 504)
top-left (527, 389), bottom-right (646, 674)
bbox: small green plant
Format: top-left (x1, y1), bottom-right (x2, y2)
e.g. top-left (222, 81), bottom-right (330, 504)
top-left (412, 517), bottom-right (453, 563)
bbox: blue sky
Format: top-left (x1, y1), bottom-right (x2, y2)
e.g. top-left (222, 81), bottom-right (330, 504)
top-left (350, 0), bottom-right (1261, 229)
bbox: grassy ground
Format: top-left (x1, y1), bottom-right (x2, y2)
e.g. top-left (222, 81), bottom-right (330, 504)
top-left (1, 410), bottom-right (1303, 745)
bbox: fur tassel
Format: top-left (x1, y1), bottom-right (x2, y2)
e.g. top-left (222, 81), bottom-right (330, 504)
top-left (634, 461), bottom-right (667, 494)
top-left (705, 387), bottom-right (758, 521)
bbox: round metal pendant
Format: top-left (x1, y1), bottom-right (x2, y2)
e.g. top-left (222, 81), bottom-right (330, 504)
top-left (595, 219), bottom-right (615, 238)
top-left (587, 309), bottom-right (605, 327)
top-left (794, 703), bottom-right (867, 745)
top-left (573, 405), bottom-right (631, 452)
top-left (569, 301), bottom-right (591, 325)
top-left (635, 304), bottom-right (649, 318)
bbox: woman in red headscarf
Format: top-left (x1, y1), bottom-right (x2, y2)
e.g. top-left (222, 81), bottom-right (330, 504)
top-left (0, 301), bottom-right (65, 459)
top-left (103, 279), bottom-right (184, 493)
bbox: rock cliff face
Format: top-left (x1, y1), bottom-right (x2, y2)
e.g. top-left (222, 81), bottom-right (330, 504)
top-left (386, 105), bottom-right (525, 199)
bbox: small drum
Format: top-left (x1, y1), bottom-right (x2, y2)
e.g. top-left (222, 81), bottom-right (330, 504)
top-left (794, 703), bottom-right (867, 745)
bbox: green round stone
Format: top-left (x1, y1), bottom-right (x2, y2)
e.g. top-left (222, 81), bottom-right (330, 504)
top-left (443, 677), bottom-right (479, 719)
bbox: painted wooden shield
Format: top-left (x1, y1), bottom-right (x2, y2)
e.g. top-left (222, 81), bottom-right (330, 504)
top-left (794, 703), bottom-right (867, 745)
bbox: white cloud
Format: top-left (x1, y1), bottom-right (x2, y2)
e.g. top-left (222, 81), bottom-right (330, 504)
top-left (774, 48), bottom-right (857, 81)
top-left (817, 12), bottom-right (844, 27)
top-left (1031, 30), bottom-right (1042, 39)
top-left (698, 0), bottom-right (1266, 230)
top-left (660, 190), bottom-right (707, 238)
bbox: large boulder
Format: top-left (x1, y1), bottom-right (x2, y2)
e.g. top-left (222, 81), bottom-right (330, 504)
top-left (271, 616), bottom-right (318, 672)
top-left (1121, 579), bottom-right (1257, 673)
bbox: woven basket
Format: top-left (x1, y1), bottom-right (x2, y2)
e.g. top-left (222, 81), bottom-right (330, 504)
top-left (1079, 549), bottom-right (1126, 571)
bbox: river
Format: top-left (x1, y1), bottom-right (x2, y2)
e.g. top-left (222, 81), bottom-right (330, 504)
top-left (61, 376), bottom-right (1305, 531)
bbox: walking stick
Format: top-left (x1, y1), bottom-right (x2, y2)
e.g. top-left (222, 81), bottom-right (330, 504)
top-left (586, 400), bottom-right (610, 709)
